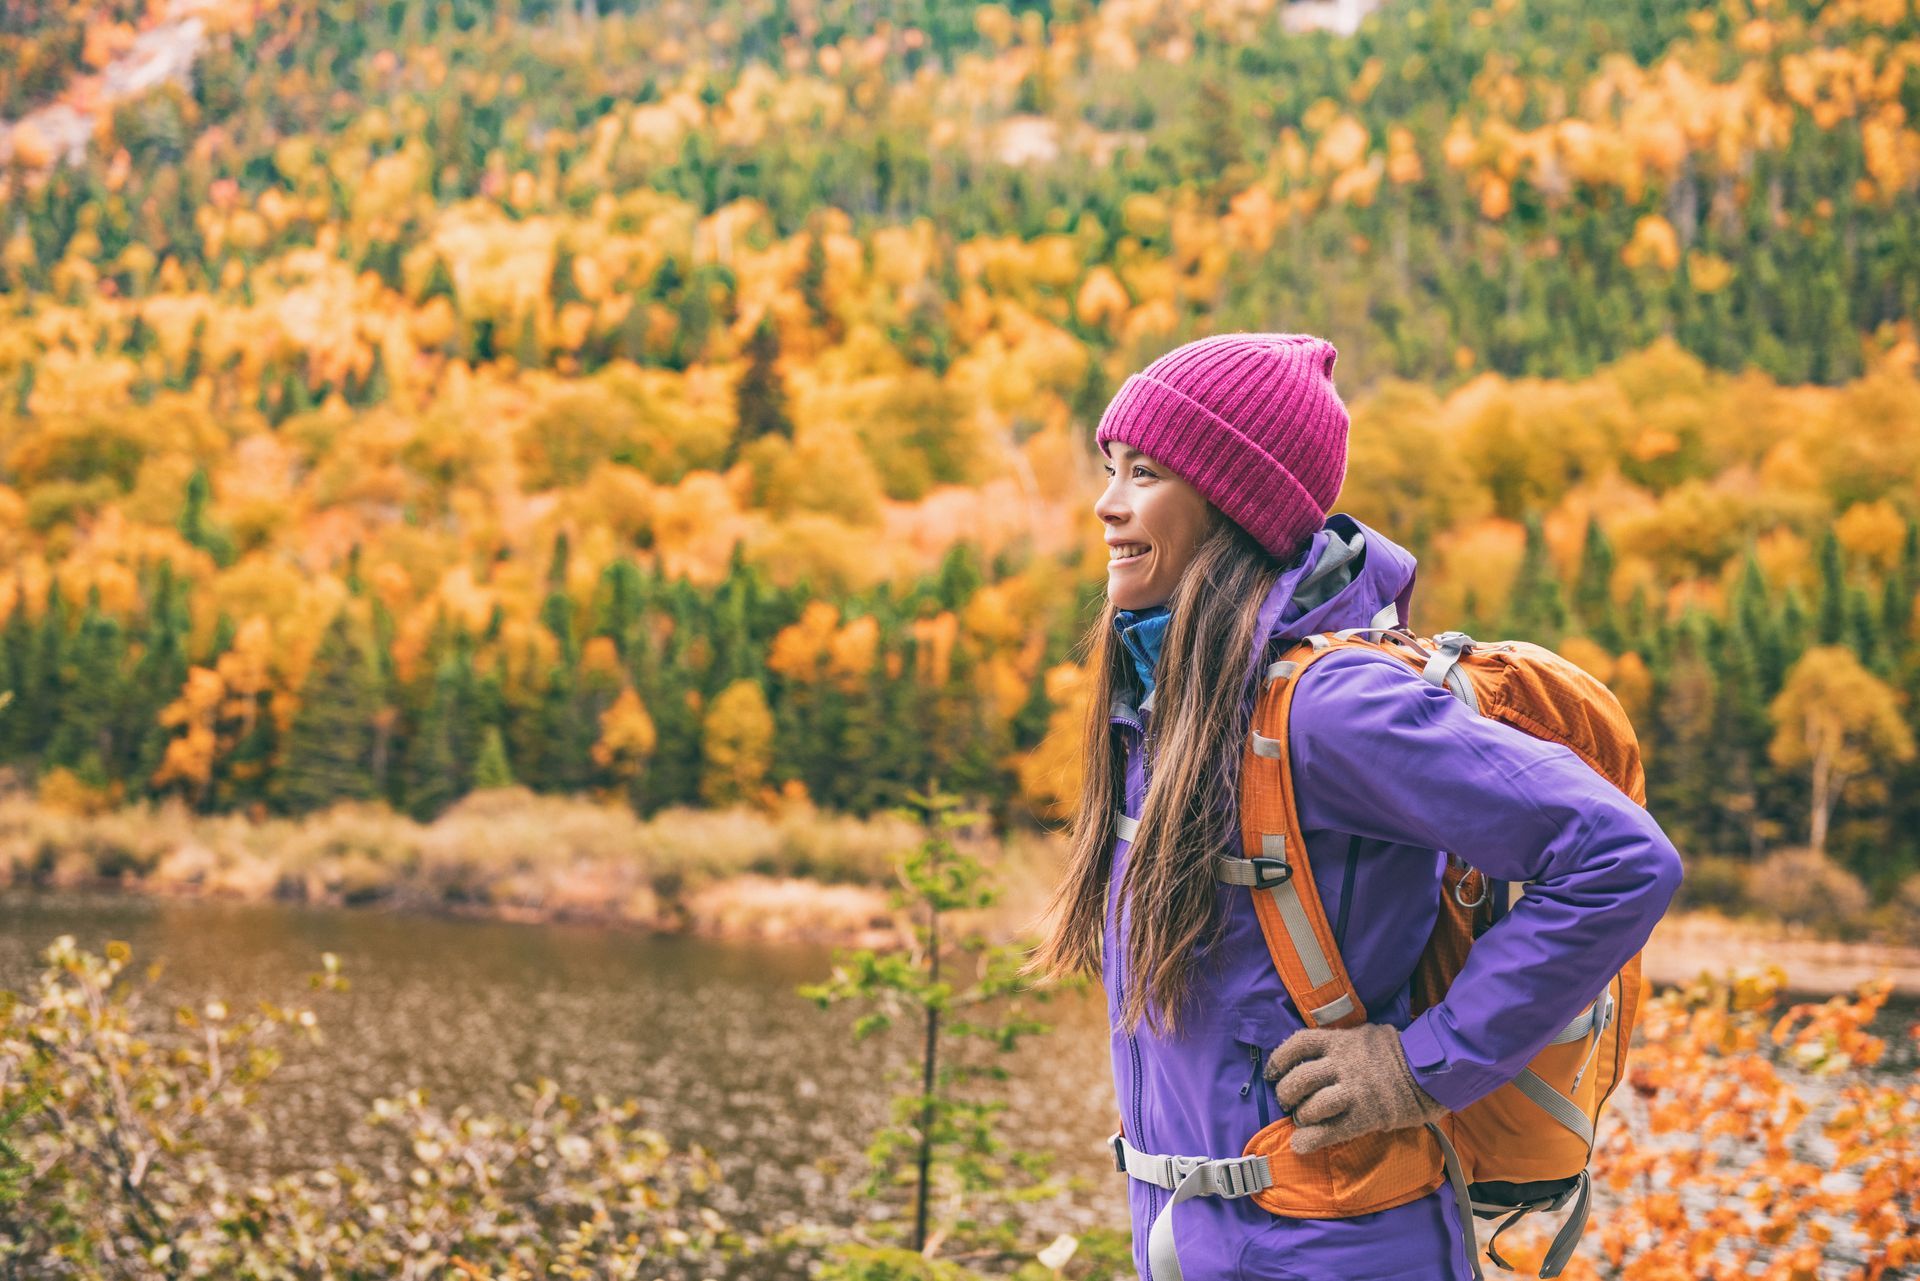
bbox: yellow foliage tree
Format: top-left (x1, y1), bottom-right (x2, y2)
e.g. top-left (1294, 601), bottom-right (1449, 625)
top-left (151, 667), bottom-right (227, 805)
top-left (1834, 498), bottom-right (1909, 571)
top-left (1016, 663), bottom-right (1089, 821)
top-left (767, 600), bottom-right (840, 683)
top-left (592, 686), bottom-right (659, 790)
top-left (699, 678), bottom-right (774, 807)
top-left (1767, 646), bottom-right (1916, 854)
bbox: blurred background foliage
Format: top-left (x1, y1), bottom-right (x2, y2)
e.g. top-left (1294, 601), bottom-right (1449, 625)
top-left (0, 0), bottom-right (1917, 929)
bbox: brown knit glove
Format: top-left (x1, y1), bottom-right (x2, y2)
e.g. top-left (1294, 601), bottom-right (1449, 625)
top-left (1263, 1022), bottom-right (1450, 1155)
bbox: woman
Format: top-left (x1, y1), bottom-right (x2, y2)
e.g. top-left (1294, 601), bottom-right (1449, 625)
top-left (1031, 333), bottom-right (1682, 1280)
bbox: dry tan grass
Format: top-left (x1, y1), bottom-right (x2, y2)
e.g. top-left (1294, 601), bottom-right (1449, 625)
top-left (681, 874), bottom-right (899, 946)
top-left (0, 788), bottom-right (1020, 943)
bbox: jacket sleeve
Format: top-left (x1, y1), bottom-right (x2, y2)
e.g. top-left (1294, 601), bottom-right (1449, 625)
top-left (1286, 648), bottom-right (1683, 1112)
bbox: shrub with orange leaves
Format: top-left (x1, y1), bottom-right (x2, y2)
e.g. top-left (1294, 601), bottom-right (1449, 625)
top-left (1492, 970), bottom-right (1918, 1280)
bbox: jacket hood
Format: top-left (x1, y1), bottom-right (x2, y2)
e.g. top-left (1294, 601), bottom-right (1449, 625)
top-left (1249, 513), bottom-right (1418, 685)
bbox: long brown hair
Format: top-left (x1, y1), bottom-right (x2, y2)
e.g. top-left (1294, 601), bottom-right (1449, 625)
top-left (1027, 515), bottom-right (1294, 1038)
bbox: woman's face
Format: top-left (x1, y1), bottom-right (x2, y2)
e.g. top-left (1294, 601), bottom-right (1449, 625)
top-left (1096, 442), bottom-right (1215, 610)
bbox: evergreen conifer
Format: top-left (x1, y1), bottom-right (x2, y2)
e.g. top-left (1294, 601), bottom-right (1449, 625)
top-left (277, 608), bottom-right (382, 814)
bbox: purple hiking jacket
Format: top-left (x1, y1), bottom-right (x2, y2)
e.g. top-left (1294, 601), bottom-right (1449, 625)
top-left (1103, 513), bottom-right (1683, 1281)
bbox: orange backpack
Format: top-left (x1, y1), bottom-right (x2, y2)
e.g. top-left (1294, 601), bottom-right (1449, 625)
top-left (1230, 626), bottom-right (1646, 1280)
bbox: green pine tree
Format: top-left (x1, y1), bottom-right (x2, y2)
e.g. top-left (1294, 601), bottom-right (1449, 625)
top-left (177, 467), bottom-right (235, 566)
top-left (550, 234), bottom-right (580, 307)
top-left (640, 660), bottom-right (702, 809)
top-left (1503, 512), bottom-right (1569, 643)
top-left (419, 252), bottom-right (456, 303)
top-left (732, 315), bottom-right (792, 454)
top-left (1817, 528), bottom-right (1848, 645)
top-left (1848, 584), bottom-right (1883, 673)
top-left (1731, 550), bottom-right (1783, 690)
top-left (20, 582), bottom-right (68, 761)
top-left (541, 533), bottom-right (578, 665)
top-left (513, 311), bottom-right (543, 370)
top-left (1887, 519), bottom-right (1919, 648)
top-left (800, 221), bottom-right (833, 335)
top-left (672, 264), bottom-right (714, 369)
top-left (1646, 619), bottom-right (1719, 856)
top-left (125, 561), bottom-right (192, 790)
top-left (471, 724), bottom-right (516, 789)
top-left (216, 686), bottom-right (279, 813)
top-left (710, 549), bottom-right (761, 690)
top-left (1711, 635), bottom-right (1772, 860)
top-left (277, 608), bottom-right (383, 814)
top-left (934, 545), bottom-right (983, 613)
top-left (405, 656), bottom-right (468, 821)
top-left (589, 558), bottom-right (649, 661)
top-left (1573, 515), bottom-right (1619, 650)
top-left (45, 591), bottom-right (122, 785)
top-left (1780, 586), bottom-right (1812, 662)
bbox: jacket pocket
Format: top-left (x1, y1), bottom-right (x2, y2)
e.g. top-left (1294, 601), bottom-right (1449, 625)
top-left (1236, 1039), bottom-right (1273, 1131)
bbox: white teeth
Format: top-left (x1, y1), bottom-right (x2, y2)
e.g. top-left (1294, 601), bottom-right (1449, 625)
top-left (1109, 543), bottom-right (1148, 561)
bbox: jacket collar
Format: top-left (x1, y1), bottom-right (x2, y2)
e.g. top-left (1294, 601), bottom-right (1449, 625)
top-left (1251, 512), bottom-right (1416, 659)
top-left (1113, 604), bottom-right (1172, 705)
top-left (1109, 513), bottom-right (1419, 727)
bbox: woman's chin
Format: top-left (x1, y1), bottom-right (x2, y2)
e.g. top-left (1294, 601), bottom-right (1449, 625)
top-left (1106, 577), bottom-right (1163, 612)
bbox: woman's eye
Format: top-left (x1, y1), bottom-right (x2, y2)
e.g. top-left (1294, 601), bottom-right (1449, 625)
top-left (1133, 466), bottom-right (1155, 478)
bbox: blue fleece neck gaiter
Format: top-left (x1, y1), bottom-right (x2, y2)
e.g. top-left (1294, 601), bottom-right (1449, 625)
top-left (1113, 604), bottom-right (1172, 704)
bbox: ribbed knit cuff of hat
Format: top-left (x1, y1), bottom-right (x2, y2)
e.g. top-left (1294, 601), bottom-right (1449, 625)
top-left (1098, 373), bottom-right (1330, 557)
top-left (1094, 333), bottom-right (1351, 560)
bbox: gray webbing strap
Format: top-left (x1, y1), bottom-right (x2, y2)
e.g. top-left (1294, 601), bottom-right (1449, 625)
top-left (1539, 1169), bottom-right (1593, 1278)
top-left (1332, 625), bottom-right (1419, 646)
top-left (1481, 1166), bottom-right (1593, 1278)
top-left (1212, 856), bottom-right (1275, 887)
top-left (1266, 834), bottom-right (1334, 989)
top-left (1113, 811), bottom-right (1138, 842)
top-left (1265, 659), bottom-right (1298, 682)
top-left (1548, 1000), bottom-right (1599, 1046)
top-left (1421, 646), bottom-right (1464, 688)
top-left (1250, 730), bottom-right (1282, 758)
top-left (1512, 1069), bottom-right (1595, 1146)
top-left (1112, 1133), bottom-right (1273, 1281)
top-left (1213, 840), bottom-right (1341, 1008)
top-left (1427, 1123), bottom-right (1486, 1281)
top-left (1309, 992), bottom-right (1355, 1022)
top-left (1418, 634), bottom-right (1484, 713)
top-left (1370, 600), bottom-right (1400, 628)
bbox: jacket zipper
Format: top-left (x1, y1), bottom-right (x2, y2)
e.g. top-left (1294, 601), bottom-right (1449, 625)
top-left (1332, 834), bottom-right (1361, 949)
top-left (1113, 710), bottom-right (1157, 1276)
top-left (1241, 1041), bottom-right (1271, 1127)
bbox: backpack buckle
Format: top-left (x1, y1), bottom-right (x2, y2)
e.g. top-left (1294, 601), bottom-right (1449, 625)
top-left (1432, 630), bottom-right (1477, 652)
top-left (1111, 1133), bottom-right (1127, 1172)
top-left (1247, 856), bottom-right (1293, 888)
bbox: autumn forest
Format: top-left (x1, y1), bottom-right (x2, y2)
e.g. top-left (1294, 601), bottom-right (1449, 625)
top-left (2, 0), bottom-right (1920, 925)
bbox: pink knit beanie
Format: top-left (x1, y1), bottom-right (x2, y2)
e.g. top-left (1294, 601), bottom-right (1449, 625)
top-left (1095, 333), bottom-right (1350, 559)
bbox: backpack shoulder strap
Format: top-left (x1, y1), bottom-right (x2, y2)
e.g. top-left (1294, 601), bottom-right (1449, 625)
top-left (1228, 631), bottom-right (1416, 1029)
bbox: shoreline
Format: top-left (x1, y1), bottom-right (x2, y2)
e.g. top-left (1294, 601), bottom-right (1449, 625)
top-left (6, 874), bottom-right (1919, 999)
top-left (1641, 911), bottom-right (1920, 999)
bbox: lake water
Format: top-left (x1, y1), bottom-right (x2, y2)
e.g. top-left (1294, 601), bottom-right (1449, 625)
top-left (0, 891), bottom-right (1123, 1274)
top-left (3, 891), bottom-right (1914, 1276)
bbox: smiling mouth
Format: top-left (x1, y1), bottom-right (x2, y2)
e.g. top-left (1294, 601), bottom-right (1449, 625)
top-left (1108, 543), bottom-right (1149, 566)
